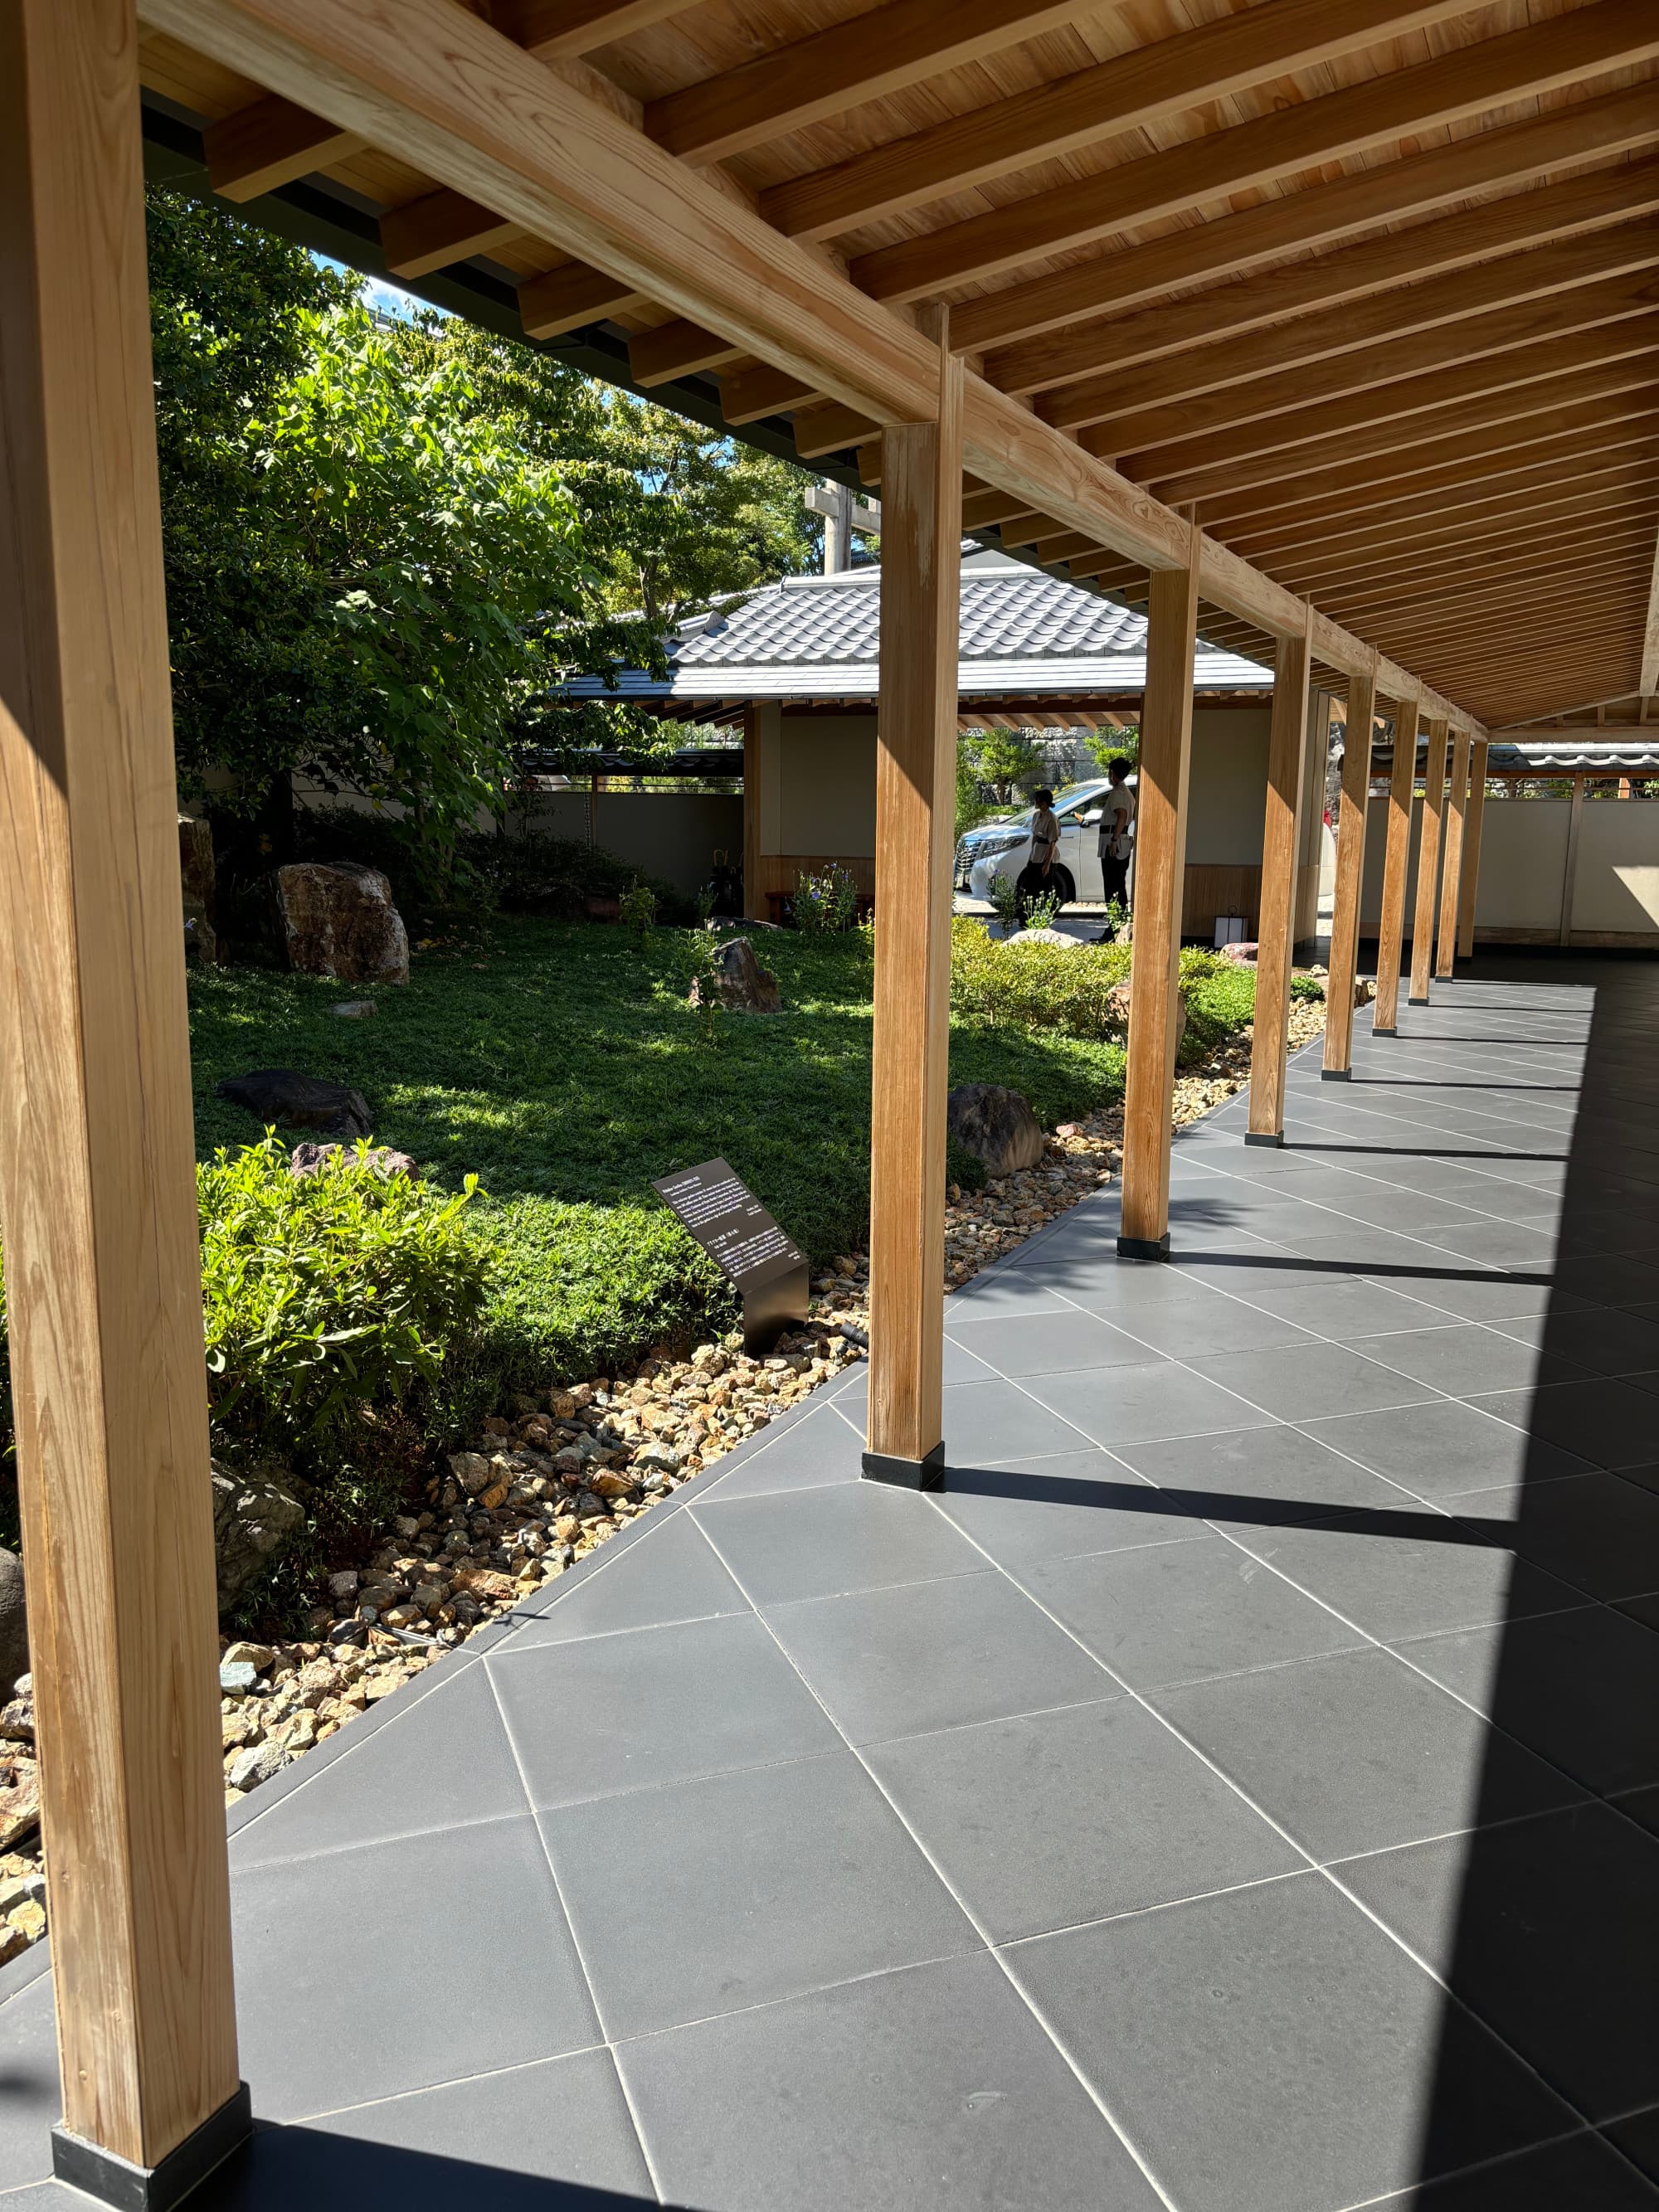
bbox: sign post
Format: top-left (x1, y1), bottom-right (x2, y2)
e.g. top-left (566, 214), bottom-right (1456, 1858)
top-left (653, 1159), bottom-right (810, 1354)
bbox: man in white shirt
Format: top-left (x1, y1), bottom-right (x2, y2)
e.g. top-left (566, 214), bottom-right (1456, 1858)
top-left (1097, 760), bottom-right (1135, 911)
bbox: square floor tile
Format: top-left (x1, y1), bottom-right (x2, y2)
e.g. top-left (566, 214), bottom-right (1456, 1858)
top-left (941, 1271), bottom-right (1075, 1320)
top-left (1006, 1872), bottom-right (1574, 2212)
top-left (1344, 1323), bottom-right (1587, 1398)
top-left (940, 1377), bottom-right (1122, 1464)
top-left (1038, 1361), bottom-right (1273, 1451)
top-left (1020, 1535), bottom-right (1365, 1692)
top-left (1382, 1271), bottom-right (1575, 1325)
top-left (618, 1951), bottom-right (1165, 2212)
top-left (1299, 1397), bottom-right (1593, 1503)
top-left (1112, 1422), bottom-right (1428, 1524)
top-left (1338, 1803), bottom-right (1659, 2122)
top-left (1554, 1255), bottom-right (1659, 1308)
top-left (832, 1335), bottom-right (995, 1398)
top-left (1363, 2134), bottom-right (1659, 2210)
top-left (1154, 1646), bottom-right (1583, 1861)
top-left (1394, 1603), bottom-right (1659, 1798)
top-left (489, 1612), bottom-right (835, 1807)
top-left (301, 2045), bottom-right (652, 2196)
top-left (1468, 1379), bottom-right (1659, 1474)
top-left (1246, 1276), bottom-right (1464, 1339)
top-left (1496, 1305), bottom-right (1659, 1377)
top-left (932, 1451), bottom-right (1207, 1567)
top-left (1184, 1340), bottom-right (1433, 1422)
top-left (1100, 1293), bottom-right (1318, 1359)
top-left (698, 1399), bottom-right (867, 1500)
top-left (1026, 1257), bottom-right (1223, 1313)
top-left (499, 1508), bottom-right (747, 1649)
top-left (943, 1305), bottom-right (1168, 1378)
top-left (0, 1978), bottom-right (60, 2191)
top-left (232, 1660), bottom-right (527, 1869)
top-left (762, 1568), bottom-right (1110, 1743)
top-left (543, 1752), bottom-right (975, 2039)
top-left (1452, 1469), bottom-right (1659, 1602)
top-left (1219, 1510), bottom-right (1584, 1645)
top-left (233, 1816), bottom-right (597, 2121)
top-left (693, 1479), bottom-right (988, 1607)
top-left (867, 1696), bottom-right (1300, 1942)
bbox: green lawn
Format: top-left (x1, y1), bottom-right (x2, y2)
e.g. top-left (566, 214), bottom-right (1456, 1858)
top-left (186, 917), bottom-right (1253, 1393)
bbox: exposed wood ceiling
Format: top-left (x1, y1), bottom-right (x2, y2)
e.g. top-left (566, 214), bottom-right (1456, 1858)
top-left (134, 0), bottom-right (1659, 724)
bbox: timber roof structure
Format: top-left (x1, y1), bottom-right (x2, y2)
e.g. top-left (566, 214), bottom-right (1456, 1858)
top-left (134, 0), bottom-right (1659, 732)
top-left (558, 553), bottom-right (1274, 706)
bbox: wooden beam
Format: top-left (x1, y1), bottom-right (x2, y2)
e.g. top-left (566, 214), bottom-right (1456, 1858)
top-left (1087, 265), bottom-right (1659, 467)
top-left (380, 187), bottom-right (523, 276)
top-left (1457, 740), bottom-right (1489, 960)
top-left (142, 0), bottom-right (1476, 728)
top-left (1126, 316), bottom-right (1659, 490)
top-left (794, 399), bottom-right (879, 459)
top-left (1117, 526), bottom-right (1200, 1257)
top-left (1323, 666), bottom-right (1377, 1078)
top-left (203, 90), bottom-right (360, 199)
top-left (518, 259), bottom-right (644, 338)
top-left (848, 1), bottom-right (1659, 301)
top-left (720, 361), bottom-right (817, 426)
top-left (763, 0), bottom-right (1481, 245)
top-left (0, 0), bottom-right (244, 2184)
top-left (629, 318), bottom-right (747, 386)
top-left (645, 0), bottom-right (1083, 165)
top-left (951, 76), bottom-right (1659, 356)
top-left (498, 0), bottom-right (700, 59)
top-left (992, 158), bottom-right (1659, 398)
top-left (1435, 726), bottom-right (1472, 978)
top-left (864, 337), bottom-right (964, 1484)
top-left (1042, 218), bottom-right (1659, 434)
top-left (1409, 720), bottom-right (1450, 1002)
top-left (1372, 700), bottom-right (1419, 1034)
top-left (1247, 618), bottom-right (1314, 1141)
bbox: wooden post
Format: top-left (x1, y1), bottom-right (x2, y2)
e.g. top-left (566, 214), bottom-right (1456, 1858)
top-left (1245, 616), bottom-right (1313, 1144)
top-left (1457, 738), bottom-right (1489, 957)
top-left (1434, 725), bottom-right (1472, 979)
top-left (1372, 701), bottom-right (1418, 1034)
top-left (1321, 666), bottom-right (1377, 1079)
top-left (1117, 529), bottom-right (1199, 1258)
top-left (0, 0), bottom-right (247, 2200)
top-left (864, 333), bottom-right (963, 1485)
top-left (1559, 774), bottom-right (1586, 946)
top-left (1408, 717), bottom-right (1450, 1004)
top-left (742, 700), bottom-right (762, 918)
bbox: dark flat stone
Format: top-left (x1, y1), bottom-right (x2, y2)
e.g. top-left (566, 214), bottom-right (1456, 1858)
top-left (690, 1481), bottom-right (986, 1606)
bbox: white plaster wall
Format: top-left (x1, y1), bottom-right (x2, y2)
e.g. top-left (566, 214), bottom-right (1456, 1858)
top-left (1573, 800), bottom-right (1659, 932)
top-left (1477, 799), bottom-right (1573, 931)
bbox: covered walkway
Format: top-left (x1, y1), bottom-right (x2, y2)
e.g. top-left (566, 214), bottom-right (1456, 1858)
top-left (2, 956), bottom-right (1654, 2211)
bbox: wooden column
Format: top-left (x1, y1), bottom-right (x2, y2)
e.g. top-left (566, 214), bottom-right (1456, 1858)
top-left (1408, 718), bottom-right (1450, 1004)
top-left (742, 700), bottom-right (762, 919)
top-left (864, 338), bottom-right (963, 1485)
top-left (1117, 530), bottom-right (1199, 1259)
top-left (1321, 667), bottom-right (1377, 1080)
top-left (1457, 739), bottom-right (1490, 958)
top-left (1245, 617), bottom-right (1313, 1145)
top-left (1434, 726), bottom-right (1472, 979)
top-left (0, 0), bottom-right (246, 2199)
top-left (1372, 701), bottom-right (1418, 1034)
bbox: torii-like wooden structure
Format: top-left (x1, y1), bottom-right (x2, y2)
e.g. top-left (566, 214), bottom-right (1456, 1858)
top-left (4, 0), bottom-right (1655, 2199)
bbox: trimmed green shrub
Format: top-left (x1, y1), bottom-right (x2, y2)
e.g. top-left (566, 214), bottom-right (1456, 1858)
top-left (1292, 971), bottom-right (1327, 1002)
top-left (950, 918), bottom-right (1132, 1037)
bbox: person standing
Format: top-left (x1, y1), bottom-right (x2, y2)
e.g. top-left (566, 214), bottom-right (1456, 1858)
top-left (1017, 787), bottom-right (1061, 916)
top-left (1097, 759), bottom-right (1136, 911)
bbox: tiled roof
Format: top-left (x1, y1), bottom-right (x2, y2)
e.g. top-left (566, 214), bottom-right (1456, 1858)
top-left (562, 557), bottom-right (1272, 702)
top-left (1487, 741), bottom-right (1659, 774)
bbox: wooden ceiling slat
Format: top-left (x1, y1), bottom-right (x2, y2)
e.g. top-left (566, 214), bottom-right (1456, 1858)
top-left (1318, 525), bottom-right (1659, 622)
top-left (1279, 489), bottom-right (1659, 596)
top-left (497, 0), bottom-right (707, 61)
top-left (1372, 584), bottom-right (1657, 660)
top-left (758, 0), bottom-right (1479, 245)
top-left (1327, 560), bottom-right (1659, 646)
top-left (995, 157), bottom-right (1659, 401)
top-left (951, 77), bottom-right (1659, 357)
top-left (847, 1), bottom-right (1659, 302)
top-left (1043, 216), bottom-right (1659, 433)
top-left (629, 318), bottom-right (747, 383)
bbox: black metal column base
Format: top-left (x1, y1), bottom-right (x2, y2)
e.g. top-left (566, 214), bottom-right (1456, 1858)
top-left (862, 1441), bottom-right (946, 1490)
top-left (1407, 994), bottom-right (1430, 1005)
top-left (1243, 1130), bottom-right (1283, 1147)
top-left (1116, 1232), bottom-right (1170, 1261)
top-left (1320, 1067), bottom-right (1352, 1082)
top-left (53, 2084), bottom-right (252, 2211)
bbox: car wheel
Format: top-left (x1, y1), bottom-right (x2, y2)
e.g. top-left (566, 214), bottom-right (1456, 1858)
top-left (1050, 867), bottom-right (1075, 910)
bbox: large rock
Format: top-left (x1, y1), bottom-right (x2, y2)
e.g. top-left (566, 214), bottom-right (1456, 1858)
top-left (690, 936), bottom-right (781, 1014)
top-left (946, 1084), bottom-right (1045, 1178)
top-left (179, 814), bottom-right (218, 964)
top-left (1002, 926), bottom-right (1088, 949)
top-left (212, 1462), bottom-right (308, 1614)
top-left (217, 1068), bottom-right (372, 1140)
top-left (289, 1140), bottom-right (417, 1181)
top-left (268, 862), bottom-right (409, 985)
top-left (0, 1553), bottom-right (27, 1698)
top-left (1104, 981), bottom-right (1189, 1056)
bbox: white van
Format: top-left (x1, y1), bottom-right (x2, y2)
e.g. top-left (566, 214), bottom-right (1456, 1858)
top-left (955, 777), bottom-right (1131, 907)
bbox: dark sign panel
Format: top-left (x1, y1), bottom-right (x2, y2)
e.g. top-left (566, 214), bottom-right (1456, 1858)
top-left (652, 1159), bottom-right (808, 1291)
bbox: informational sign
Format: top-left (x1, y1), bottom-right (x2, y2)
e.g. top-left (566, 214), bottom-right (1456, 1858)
top-left (652, 1159), bottom-right (808, 1291)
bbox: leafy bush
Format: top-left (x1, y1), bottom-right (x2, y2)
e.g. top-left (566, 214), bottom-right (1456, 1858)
top-left (1292, 971), bottom-right (1327, 1003)
top-left (199, 1135), bottom-right (489, 1452)
top-left (792, 865), bottom-right (860, 933)
top-left (618, 876), bottom-right (658, 946)
top-left (951, 919), bottom-right (1132, 1038)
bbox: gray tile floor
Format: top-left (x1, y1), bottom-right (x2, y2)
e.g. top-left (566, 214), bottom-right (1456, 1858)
top-left (2, 956), bottom-right (1657, 2210)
